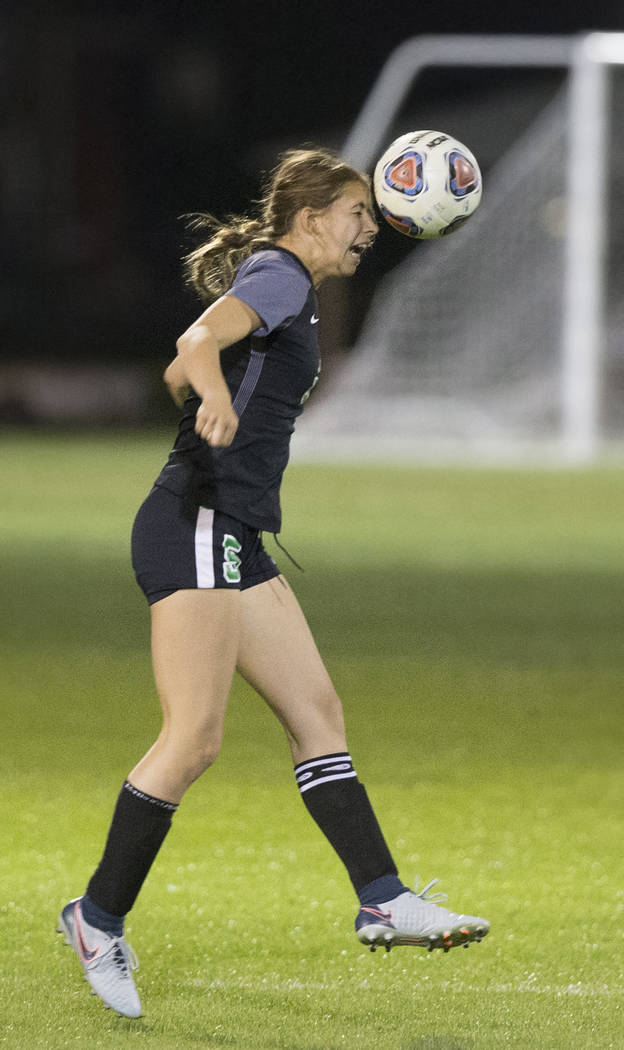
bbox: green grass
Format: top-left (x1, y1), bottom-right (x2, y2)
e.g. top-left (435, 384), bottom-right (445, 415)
top-left (1, 431), bottom-right (623, 1050)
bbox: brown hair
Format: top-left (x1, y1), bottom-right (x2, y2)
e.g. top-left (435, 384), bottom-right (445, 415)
top-left (182, 147), bottom-right (370, 303)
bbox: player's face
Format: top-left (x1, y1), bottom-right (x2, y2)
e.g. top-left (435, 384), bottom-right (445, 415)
top-left (315, 181), bottom-right (378, 279)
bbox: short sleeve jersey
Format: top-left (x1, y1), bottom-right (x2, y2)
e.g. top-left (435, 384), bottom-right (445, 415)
top-left (154, 247), bottom-right (320, 532)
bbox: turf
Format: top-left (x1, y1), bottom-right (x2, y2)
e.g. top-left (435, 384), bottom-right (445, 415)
top-left (1, 431), bottom-right (623, 1050)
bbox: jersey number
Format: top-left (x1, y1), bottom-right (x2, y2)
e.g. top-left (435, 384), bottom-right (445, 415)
top-left (223, 535), bottom-right (242, 584)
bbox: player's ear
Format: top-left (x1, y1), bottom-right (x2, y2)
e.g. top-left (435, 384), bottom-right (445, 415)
top-left (296, 206), bottom-right (321, 237)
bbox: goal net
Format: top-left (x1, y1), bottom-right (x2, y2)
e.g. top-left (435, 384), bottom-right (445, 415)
top-left (294, 37), bottom-right (624, 463)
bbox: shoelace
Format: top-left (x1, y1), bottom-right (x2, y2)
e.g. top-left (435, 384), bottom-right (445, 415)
top-left (413, 878), bottom-right (449, 905)
top-left (106, 937), bottom-right (139, 973)
top-left (124, 942), bottom-right (140, 972)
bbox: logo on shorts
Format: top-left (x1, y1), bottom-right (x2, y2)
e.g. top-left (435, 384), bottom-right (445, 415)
top-left (222, 534), bottom-right (242, 584)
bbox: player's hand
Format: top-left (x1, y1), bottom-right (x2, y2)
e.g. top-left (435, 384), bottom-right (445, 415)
top-left (163, 356), bottom-right (190, 409)
top-left (194, 389), bottom-right (239, 447)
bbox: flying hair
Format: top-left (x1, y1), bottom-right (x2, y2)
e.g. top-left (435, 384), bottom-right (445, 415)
top-left (182, 147), bottom-right (370, 304)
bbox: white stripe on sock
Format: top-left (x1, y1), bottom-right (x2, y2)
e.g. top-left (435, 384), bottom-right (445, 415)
top-left (298, 771), bottom-right (358, 793)
top-left (195, 507), bottom-right (215, 588)
top-left (295, 754), bottom-right (351, 775)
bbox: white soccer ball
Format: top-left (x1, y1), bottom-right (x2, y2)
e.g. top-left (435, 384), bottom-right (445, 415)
top-left (373, 130), bottom-right (482, 240)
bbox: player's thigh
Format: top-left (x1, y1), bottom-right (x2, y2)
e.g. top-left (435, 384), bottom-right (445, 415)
top-left (237, 575), bottom-right (346, 754)
top-left (150, 588), bottom-right (240, 737)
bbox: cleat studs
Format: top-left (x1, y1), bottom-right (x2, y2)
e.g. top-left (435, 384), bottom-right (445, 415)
top-left (463, 942), bottom-right (470, 949)
top-left (369, 944), bottom-right (377, 953)
top-left (384, 942), bottom-right (392, 953)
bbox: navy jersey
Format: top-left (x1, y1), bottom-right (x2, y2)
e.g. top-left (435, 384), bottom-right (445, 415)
top-left (154, 247), bottom-right (320, 532)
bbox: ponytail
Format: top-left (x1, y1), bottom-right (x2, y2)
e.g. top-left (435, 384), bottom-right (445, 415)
top-left (182, 214), bottom-right (272, 305)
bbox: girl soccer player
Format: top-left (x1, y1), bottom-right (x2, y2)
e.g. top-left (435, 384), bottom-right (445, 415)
top-left (57, 147), bottom-right (489, 1017)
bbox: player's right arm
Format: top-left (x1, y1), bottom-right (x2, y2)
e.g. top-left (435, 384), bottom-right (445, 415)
top-left (163, 295), bottom-right (261, 447)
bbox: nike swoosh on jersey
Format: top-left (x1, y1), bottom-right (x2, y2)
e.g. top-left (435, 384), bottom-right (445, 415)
top-left (310, 314), bottom-right (320, 324)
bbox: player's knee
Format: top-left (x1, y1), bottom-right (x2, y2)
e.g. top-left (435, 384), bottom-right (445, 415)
top-left (293, 687), bottom-right (345, 746)
top-left (185, 736), bottom-right (222, 782)
top-left (163, 727), bottom-right (223, 788)
top-left (317, 687), bottom-right (345, 731)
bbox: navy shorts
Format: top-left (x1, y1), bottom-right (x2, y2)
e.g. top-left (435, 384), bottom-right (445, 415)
top-left (131, 485), bottom-right (280, 605)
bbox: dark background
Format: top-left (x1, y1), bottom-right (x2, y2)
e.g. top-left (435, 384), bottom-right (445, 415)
top-left (2, 2), bottom-right (623, 421)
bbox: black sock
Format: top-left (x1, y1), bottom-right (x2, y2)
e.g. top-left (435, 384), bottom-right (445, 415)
top-left (294, 753), bottom-right (403, 899)
top-left (85, 780), bottom-right (178, 919)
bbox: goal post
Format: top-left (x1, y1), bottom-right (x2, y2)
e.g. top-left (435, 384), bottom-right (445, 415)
top-left (296, 33), bottom-right (624, 464)
top-left (561, 34), bottom-right (624, 461)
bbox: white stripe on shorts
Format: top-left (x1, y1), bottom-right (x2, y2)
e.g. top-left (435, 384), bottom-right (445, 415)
top-left (195, 507), bottom-right (215, 588)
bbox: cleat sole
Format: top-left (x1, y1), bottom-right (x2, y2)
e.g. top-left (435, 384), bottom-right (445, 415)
top-left (358, 922), bottom-right (489, 954)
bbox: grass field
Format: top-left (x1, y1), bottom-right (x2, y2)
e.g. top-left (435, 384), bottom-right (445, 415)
top-left (1, 431), bottom-right (623, 1050)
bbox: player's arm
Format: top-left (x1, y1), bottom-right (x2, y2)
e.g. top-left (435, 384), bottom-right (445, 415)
top-left (163, 295), bottom-right (261, 447)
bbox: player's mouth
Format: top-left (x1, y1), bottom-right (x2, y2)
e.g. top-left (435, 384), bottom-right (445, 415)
top-left (348, 240), bottom-right (374, 261)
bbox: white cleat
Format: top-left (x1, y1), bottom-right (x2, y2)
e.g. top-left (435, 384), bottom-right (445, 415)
top-left (355, 878), bottom-right (490, 953)
top-left (57, 898), bottom-right (141, 1018)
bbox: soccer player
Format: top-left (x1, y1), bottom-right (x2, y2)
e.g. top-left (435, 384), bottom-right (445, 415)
top-left (57, 147), bottom-right (489, 1017)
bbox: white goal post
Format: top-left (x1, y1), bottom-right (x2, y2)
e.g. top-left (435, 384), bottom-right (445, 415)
top-left (298, 33), bottom-right (624, 463)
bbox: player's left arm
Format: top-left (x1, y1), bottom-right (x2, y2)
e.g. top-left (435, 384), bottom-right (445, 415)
top-left (163, 295), bottom-right (261, 445)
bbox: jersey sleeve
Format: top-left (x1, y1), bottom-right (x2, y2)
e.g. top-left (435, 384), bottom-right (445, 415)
top-left (226, 252), bottom-right (311, 336)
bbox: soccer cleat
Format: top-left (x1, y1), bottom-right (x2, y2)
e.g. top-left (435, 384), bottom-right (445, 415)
top-left (57, 898), bottom-right (141, 1018)
top-left (355, 878), bottom-right (490, 953)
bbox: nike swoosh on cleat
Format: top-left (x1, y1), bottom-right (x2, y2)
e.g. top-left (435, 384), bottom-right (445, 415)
top-left (361, 906), bottom-right (393, 921)
top-left (75, 906), bottom-right (101, 963)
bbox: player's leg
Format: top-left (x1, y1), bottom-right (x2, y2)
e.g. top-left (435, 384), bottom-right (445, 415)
top-left (237, 573), bottom-right (346, 762)
top-left (237, 574), bottom-right (490, 953)
top-left (130, 587), bottom-right (240, 800)
top-left (58, 588), bottom-right (240, 1015)
top-left (237, 574), bottom-right (403, 896)
top-left (86, 588), bottom-right (239, 914)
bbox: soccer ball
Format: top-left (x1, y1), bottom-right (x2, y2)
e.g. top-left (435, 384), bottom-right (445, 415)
top-left (373, 130), bottom-right (482, 240)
